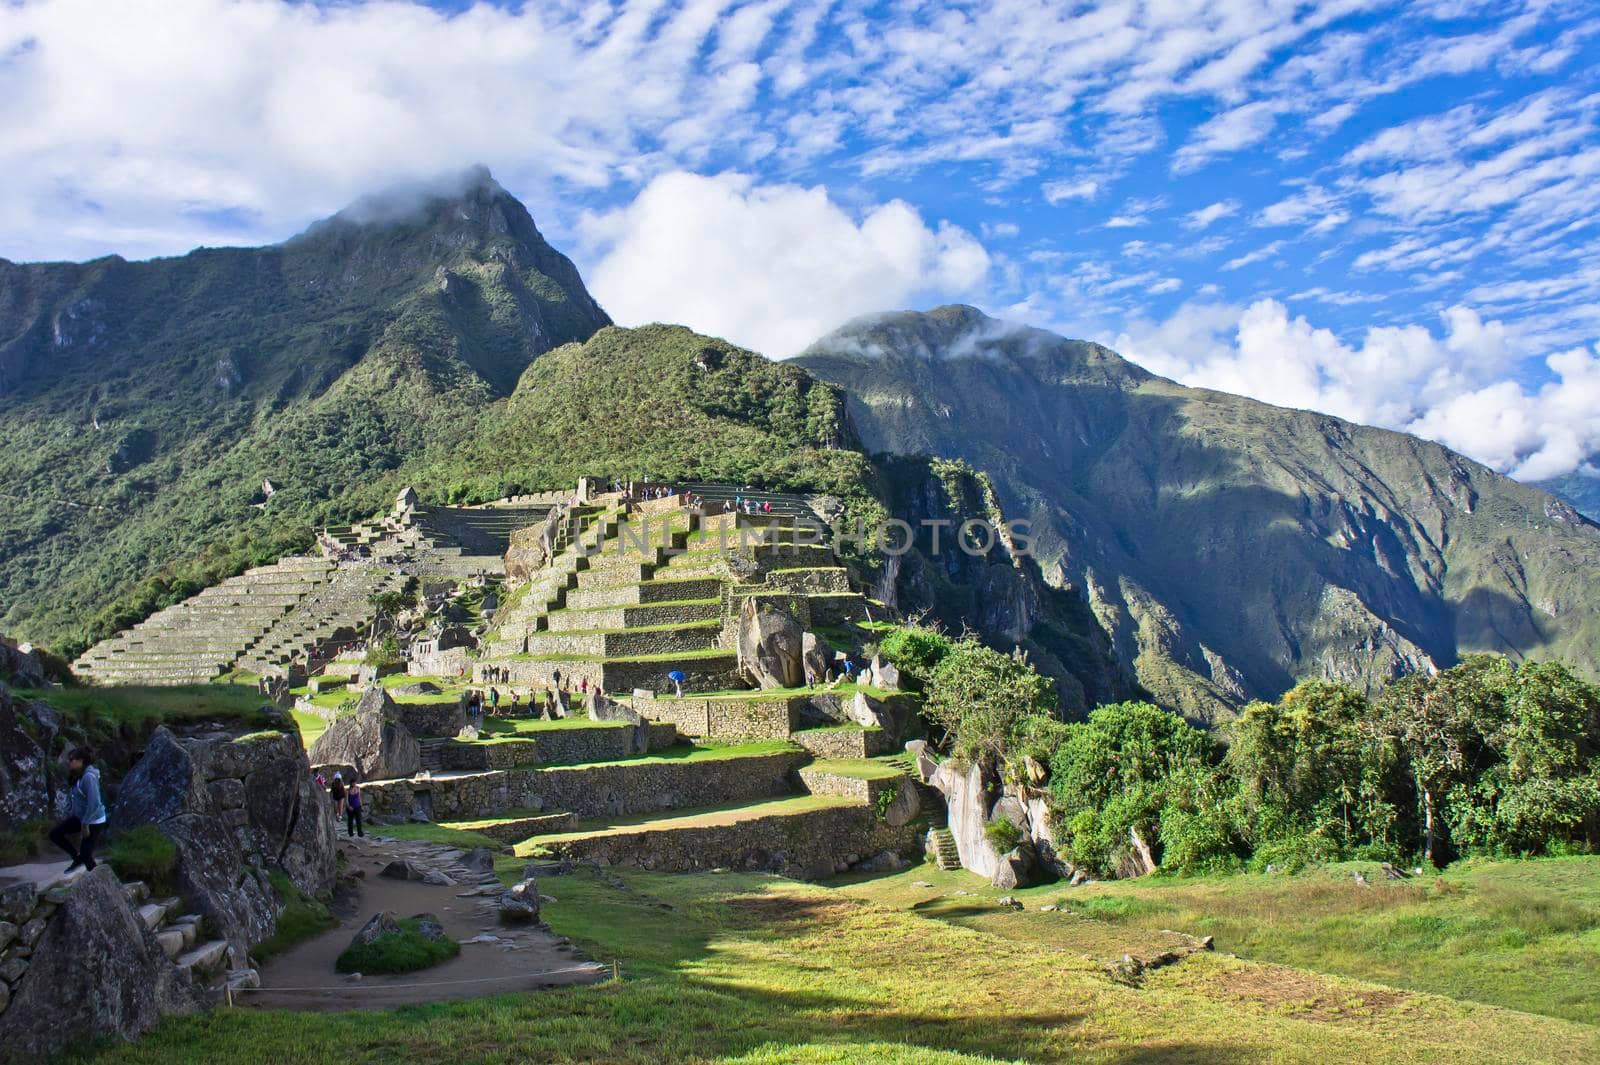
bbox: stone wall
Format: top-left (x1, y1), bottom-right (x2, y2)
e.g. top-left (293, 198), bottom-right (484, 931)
top-left (361, 770), bottom-right (509, 820)
top-left (798, 766), bottom-right (901, 805)
top-left (536, 802), bottom-right (920, 879)
top-left (408, 645), bottom-right (473, 678)
top-left (635, 696), bottom-right (801, 740)
top-left (391, 699), bottom-right (466, 739)
top-left (506, 750), bottom-right (807, 819)
top-left (792, 726), bottom-right (895, 759)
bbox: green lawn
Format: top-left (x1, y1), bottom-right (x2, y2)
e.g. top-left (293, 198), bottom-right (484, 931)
top-left (539, 739), bottom-right (799, 771)
top-left (479, 716), bottom-right (625, 738)
top-left (840, 856), bottom-right (1600, 1026)
top-left (66, 864), bottom-right (1600, 1064)
top-left (802, 757), bottom-right (904, 780)
top-left (367, 823), bottom-right (504, 850)
top-left (520, 794), bottom-right (857, 848)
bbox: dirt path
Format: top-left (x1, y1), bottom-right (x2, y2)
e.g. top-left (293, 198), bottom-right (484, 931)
top-left (239, 834), bottom-right (608, 1011)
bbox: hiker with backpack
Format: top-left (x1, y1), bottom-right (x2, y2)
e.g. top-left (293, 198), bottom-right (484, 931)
top-left (50, 746), bottom-right (106, 875)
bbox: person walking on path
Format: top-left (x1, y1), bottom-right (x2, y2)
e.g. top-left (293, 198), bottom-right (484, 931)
top-left (50, 746), bottom-right (106, 875)
top-left (345, 780), bottom-right (365, 838)
top-left (329, 772), bottom-right (347, 820)
top-left (488, 686), bottom-right (500, 716)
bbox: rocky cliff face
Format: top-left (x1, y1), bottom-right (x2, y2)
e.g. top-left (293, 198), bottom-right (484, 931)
top-left (796, 306), bottom-right (1600, 721)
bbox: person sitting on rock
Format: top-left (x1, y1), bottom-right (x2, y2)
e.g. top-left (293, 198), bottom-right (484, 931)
top-left (345, 779), bottom-right (365, 838)
top-left (50, 746), bottom-right (106, 876)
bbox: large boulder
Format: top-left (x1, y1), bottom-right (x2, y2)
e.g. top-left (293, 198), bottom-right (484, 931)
top-left (497, 879), bottom-right (541, 924)
top-left (736, 599), bottom-right (804, 689)
top-left (848, 691), bottom-right (893, 730)
top-left (110, 727), bottom-right (213, 829)
top-left (504, 508), bottom-right (567, 587)
top-left (929, 758), bottom-right (1001, 879)
top-left (308, 709), bottom-right (420, 782)
top-left (1114, 826), bottom-right (1158, 879)
top-left (991, 844), bottom-right (1043, 890)
top-left (0, 867), bottom-right (204, 1060)
top-left (880, 777), bottom-right (922, 828)
top-left (800, 632), bottom-right (830, 684)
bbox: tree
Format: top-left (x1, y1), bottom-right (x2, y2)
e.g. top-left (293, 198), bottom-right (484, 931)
top-left (1373, 656), bottom-right (1504, 864)
top-left (920, 638), bottom-right (1055, 760)
top-left (1225, 680), bottom-right (1400, 861)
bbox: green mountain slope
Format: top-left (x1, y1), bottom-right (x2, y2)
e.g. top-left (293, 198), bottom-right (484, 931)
top-left (795, 305), bottom-right (1600, 721)
top-left (1538, 469), bottom-right (1600, 522)
top-left (0, 168), bottom-right (610, 652)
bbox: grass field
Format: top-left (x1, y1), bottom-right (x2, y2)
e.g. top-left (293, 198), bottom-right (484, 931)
top-left (66, 858), bottom-right (1600, 1064)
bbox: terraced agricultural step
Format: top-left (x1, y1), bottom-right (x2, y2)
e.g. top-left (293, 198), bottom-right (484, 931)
top-left (563, 576), bottom-right (724, 611)
top-left (440, 811), bottom-right (577, 845)
top-left (518, 794), bottom-right (913, 875)
top-left (522, 622), bottom-right (723, 659)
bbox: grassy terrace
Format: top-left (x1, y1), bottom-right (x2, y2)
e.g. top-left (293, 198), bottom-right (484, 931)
top-left (518, 794), bottom-right (856, 849)
top-left (80, 859), bottom-right (1600, 1064)
top-left (651, 683), bottom-right (903, 701)
top-left (531, 618), bottom-right (721, 637)
top-left (802, 757), bottom-right (904, 780)
top-left (16, 683), bottom-right (273, 734)
top-left (549, 596), bottom-right (720, 614)
top-left (535, 739), bottom-right (800, 770)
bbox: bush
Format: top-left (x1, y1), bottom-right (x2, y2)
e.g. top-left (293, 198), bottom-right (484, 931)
top-left (0, 821), bottom-right (48, 866)
top-left (922, 639), bottom-right (1056, 760)
top-left (878, 622), bottom-right (954, 685)
top-left (364, 635), bottom-right (401, 668)
top-left (105, 825), bottom-right (179, 889)
top-left (336, 917), bottom-right (460, 974)
top-left (984, 815), bottom-right (1023, 854)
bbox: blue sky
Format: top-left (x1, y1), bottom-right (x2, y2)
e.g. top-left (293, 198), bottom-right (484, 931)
top-left (2, 0), bottom-right (1597, 479)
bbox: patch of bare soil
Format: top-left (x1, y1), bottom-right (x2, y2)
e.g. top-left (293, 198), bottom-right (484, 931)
top-left (1216, 962), bottom-right (1414, 1023)
top-left (240, 835), bottom-right (608, 1011)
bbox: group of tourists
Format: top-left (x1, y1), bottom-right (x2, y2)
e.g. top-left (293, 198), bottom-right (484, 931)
top-left (464, 670), bottom-right (593, 724)
top-left (316, 770), bottom-right (365, 837)
top-left (725, 494), bottom-right (774, 516)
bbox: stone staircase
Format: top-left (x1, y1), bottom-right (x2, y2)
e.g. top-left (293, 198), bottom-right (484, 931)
top-left (928, 827), bottom-right (962, 870)
top-left (120, 879), bottom-right (234, 983)
top-left (416, 737), bottom-right (449, 772)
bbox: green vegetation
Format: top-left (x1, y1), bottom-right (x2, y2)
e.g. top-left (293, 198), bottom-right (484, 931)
top-left (983, 815), bottom-right (1023, 853)
top-left (252, 871), bottom-right (336, 963)
top-left (521, 795), bottom-right (855, 849)
top-left (63, 865), bottom-right (1600, 1063)
top-left (104, 825), bottom-right (178, 891)
top-left (15, 684), bottom-right (272, 740)
top-left (334, 916), bottom-right (459, 975)
top-left (0, 819), bottom-right (48, 866)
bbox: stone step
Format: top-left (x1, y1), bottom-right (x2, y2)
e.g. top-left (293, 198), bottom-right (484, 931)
top-left (175, 939), bottom-right (231, 977)
top-left (564, 576), bottom-right (724, 611)
top-left (121, 880), bottom-right (150, 904)
top-left (523, 623), bottom-right (722, 659)
top-left (137, 896), bottom-right (182, 931)
top-left (542, 599), bottom-right (721, 633)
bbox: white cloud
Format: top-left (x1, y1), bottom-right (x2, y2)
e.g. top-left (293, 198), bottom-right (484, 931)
top-left (1184, 200), bottom-right (1239, 230)
top-left (1043, 179), bottom-right (1100, 204)
top-left (580, 171), bottom-right (990, 357)
top-left (1222, 240), bottom-right (1285, 270)
top-left (1113, 297), bottom-right (1600, 479)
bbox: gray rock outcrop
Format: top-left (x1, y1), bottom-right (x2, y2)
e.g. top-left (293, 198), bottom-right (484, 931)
top-left (0, 684), bottom-right (52, 832)
top-left (736, 599), bottom-right (804, 689)
top-left (111, 723), bottom-right (336, 961)
top-left (929, 758), bottom-right (1001, 879)
top-left (0, 867), bottom-right (203, 1062)
top-left (307, 700), bottom-right (421, 782)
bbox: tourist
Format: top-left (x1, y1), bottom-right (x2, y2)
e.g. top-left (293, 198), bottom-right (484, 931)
top-left (488, 686), bottom-right (500, 715)
top-left (579, 676), bottom-right (589, 695)
top-left (544, 688), bottom-right (556, 719)
top-left (668, 669), bottom-right (686, 697)
top-left (49, 746), bottom-right (105, 875)
top-left (804, 664), bottom-right (816, 688)
top-left (345, 779), bottom-right (365, 838)
top-left (842, 657), bottom-right (856, 680)
top-left (329, 771), bottom-right (347, 818)
top-left (552, 668), bottom-right (562, 689)
top-left (510, 690), bottom-right (521, 715)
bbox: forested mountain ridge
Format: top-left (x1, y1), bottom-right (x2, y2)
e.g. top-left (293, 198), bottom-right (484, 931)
top-left (795, 305), bottom-right (1600, 722)
top-left (0, 168), bottom-right (609, 650)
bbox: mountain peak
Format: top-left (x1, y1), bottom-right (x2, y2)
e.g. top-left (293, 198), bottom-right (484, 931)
top-left (294, 164), bottom-right (537, 245)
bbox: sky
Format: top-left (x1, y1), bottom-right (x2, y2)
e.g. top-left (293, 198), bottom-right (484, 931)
top-left (2, 0), bottom-right (1598, 482)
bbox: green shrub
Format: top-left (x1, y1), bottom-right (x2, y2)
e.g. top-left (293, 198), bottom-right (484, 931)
top-left (335, 917), bottom-right (460, 974)
top-left (874, 782), bottom-right (901, 823)
top-left (878, 622), bottom-right (954, 685)
top-left (105, 825), bottom-right (179, 890)
top-left (984, 815), bottom-right (1023, 854)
